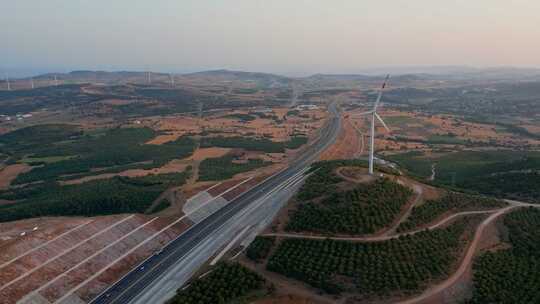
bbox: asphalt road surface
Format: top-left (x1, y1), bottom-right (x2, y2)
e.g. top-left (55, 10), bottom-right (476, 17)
top-left (90, 102), bottom-right (341, 304)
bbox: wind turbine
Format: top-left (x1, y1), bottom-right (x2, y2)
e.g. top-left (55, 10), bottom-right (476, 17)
top-left (359, 75), bottom-right (391, 175)
top-left (4, 73), bottom-right (11, 91)
top-left (169, 73), bottom-right (175, 87)
top-left (30, 77), bottom-right (35, 89)
top-left (54, 74), bottom-right (59, 86)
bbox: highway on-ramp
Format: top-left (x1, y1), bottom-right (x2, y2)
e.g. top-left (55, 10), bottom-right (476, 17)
top-left (89, 102), bottom-right (342, 304)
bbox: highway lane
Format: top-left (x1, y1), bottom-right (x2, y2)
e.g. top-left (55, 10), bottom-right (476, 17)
top-left (90, 102), bottom-right (341, 304)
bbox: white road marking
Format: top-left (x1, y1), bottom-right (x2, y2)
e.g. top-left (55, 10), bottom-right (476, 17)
top-left (0, 215), bottom-right (136, 292)
top-left (210, 225), bottom-right (251, 266)
top-left (0, 221), bottom-right (94, 270)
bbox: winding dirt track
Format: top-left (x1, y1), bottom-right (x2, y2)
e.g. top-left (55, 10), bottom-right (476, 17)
top-left (265, 199), bottom-right (539, 303)
top-left (396, 206), bottom-right (516, 304)
top-left (382, 183), bottom-right (423, 236)
top-left (397, 199), bottom-right (539, 304)
top-left (263, 209), bottom-right (498, 242)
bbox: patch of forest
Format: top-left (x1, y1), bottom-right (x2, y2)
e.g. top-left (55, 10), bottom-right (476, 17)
top-left (469, 208), bottom-right (540, 303)
top-left (458, 171), bottom-right (540, 203)
top-left (397, 193), bottom-right (506, 232)
top-left (223, 113), bottom-right (257, 122)
top-left (286, 178), bottom-right (412, 235)
top-left (0, 84), bottom-right (108, 115)
top-left (388, 150), bottom-right (540, 201)
top-left (0, 171), bottom-right (189, 222)
top-left (200, 135), bottom-right (307, 153)
top-left (0, 125), bottom-right (196, 184)
top-left (268, 216), bottom-right (482, 297)
top-left (198, 155), bottom-right (270, 181)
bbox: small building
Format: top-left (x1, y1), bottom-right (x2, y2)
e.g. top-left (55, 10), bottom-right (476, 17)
top-left (295, 104), bottom-right (319, 111)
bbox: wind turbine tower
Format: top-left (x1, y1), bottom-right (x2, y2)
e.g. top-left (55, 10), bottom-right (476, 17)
top-left (359, 75), bottom-right (391, 175)
top-left (30, 77), bottom-right (35, 89)
top-left (169, 73), bottom-right (175, 87)
top-left (5, 73), bottom-right (11, 91)
top-left (54, 74), bottom-right (59, 86)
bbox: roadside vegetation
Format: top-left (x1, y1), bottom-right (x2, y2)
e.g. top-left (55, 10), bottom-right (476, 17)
top-left (469, 208), bottom-right (540, 303)
top-left (397, 193), bottom-right (506, 232)
top-left (268, 216), bottom-right (482, 297)
top-left (169, 262), bottom-right (269, 304)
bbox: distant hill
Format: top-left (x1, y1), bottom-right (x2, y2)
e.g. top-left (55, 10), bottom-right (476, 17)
top-left (185, 69), bottom-right (291, 88)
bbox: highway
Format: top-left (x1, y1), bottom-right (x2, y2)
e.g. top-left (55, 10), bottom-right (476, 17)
top-left (90, 102), bottom-right (341, 304)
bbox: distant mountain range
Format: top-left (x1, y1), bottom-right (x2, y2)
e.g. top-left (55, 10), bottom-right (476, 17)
top-left (4, 67), bottom-right (540, 88)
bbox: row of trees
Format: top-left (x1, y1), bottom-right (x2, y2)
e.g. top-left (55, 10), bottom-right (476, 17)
top-left (398, 193), bottom-right (506, 232)
top-left (287, 178), bottom-right (413, 235)
top-left (171, 262), bottom-right (266, 304)
top-left (268, 217), bottom-right (478, 296)
top-left (469, 208), bottom-right (540, 303)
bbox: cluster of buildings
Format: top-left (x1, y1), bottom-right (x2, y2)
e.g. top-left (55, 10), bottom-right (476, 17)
top-left (0, 113), bottom-right (33, 122)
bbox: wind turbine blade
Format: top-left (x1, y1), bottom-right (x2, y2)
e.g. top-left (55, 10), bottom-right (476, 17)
top-left (355, 110), bottom-right (374, 116)
top-left (372, 74), bottom-right (390, 111)
top-left (375, 112), bottom-right (390, 132)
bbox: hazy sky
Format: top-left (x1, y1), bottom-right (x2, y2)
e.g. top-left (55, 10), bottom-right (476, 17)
top-left (2, 0), bottom-right (540, 76)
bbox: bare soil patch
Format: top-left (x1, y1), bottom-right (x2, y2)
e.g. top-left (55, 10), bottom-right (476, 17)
top-left (0, 164), bottom-right (32, 189)
top-left (320, 115), bottom-right (361, 161)
top-left (188, 147), bottom-right (231, 161)
top-left (240, 257), bottom-right (337, 304)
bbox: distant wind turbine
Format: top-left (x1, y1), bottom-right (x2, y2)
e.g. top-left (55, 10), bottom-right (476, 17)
top-left (358, 75), bottom-right (391, 175)
top-left (169, 73), bottom-right (175, 87)
top-left (54, 74), bottom-right (59, 86)
top-left (5, 73), bottom-right (11, 91)
top-left (30, 77), bottom-right (34, 89)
